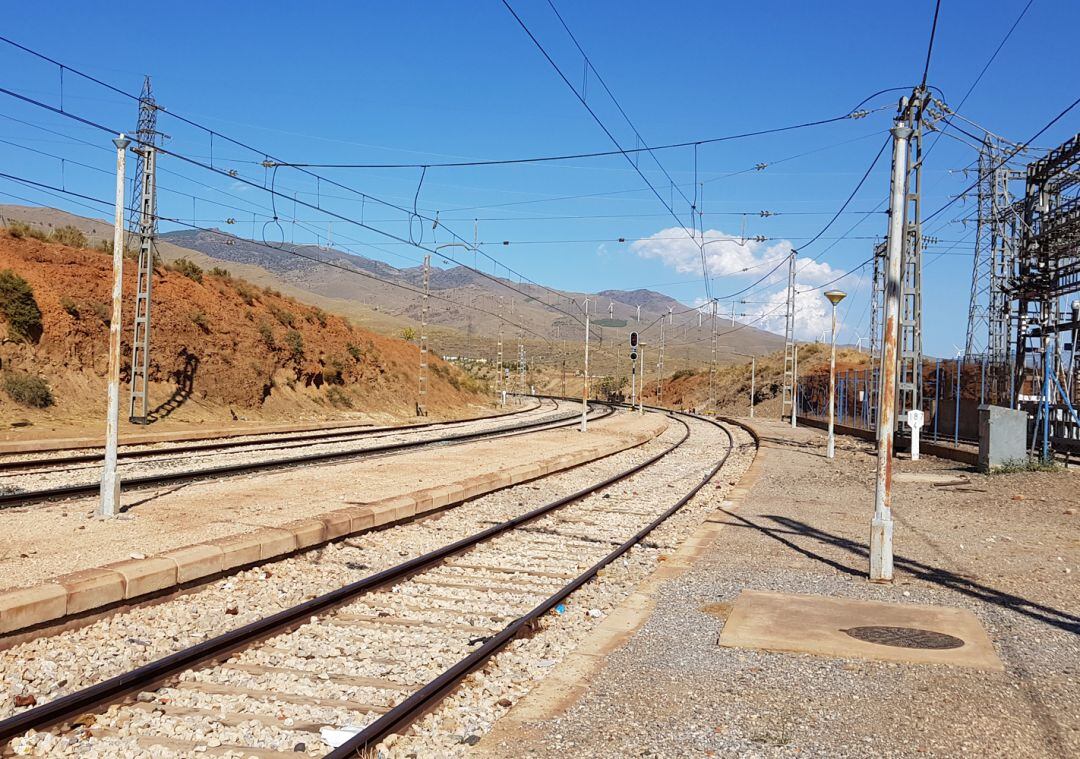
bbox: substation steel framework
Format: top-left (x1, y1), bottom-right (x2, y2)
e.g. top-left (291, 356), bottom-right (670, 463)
top-left (964, 135), bottom-right (1024, 400)
top-left (1009, 133), bottom-right (1080, 453)
top-left (127, 77), bottom-right (159, 424)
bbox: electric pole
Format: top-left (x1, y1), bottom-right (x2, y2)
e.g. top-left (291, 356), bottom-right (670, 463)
top-left (782, 249), bottom-right (797, 422)
top-left (101, 134), bottom-right (130, 519)
top-left (871, 119), bottom-right (913, 583)
top-left (416, 254), bottom-right (430, 416)
top-left (127, 78), bottom-right (159, 424)
top-left (710, 300), bottom-right (717, 412)
top-left (581, 299), bottom-right (590, 432)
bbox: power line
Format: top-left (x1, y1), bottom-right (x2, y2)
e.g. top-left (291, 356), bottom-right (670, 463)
top-left (0, 84), bottom-right (593, 328)
top-left (263, 111), bottom-right (891, 171)
top-left (924, 94), bottom-right (1080, 224)
top-left (500, 0), bottom-right (711, 298)
top-left (0, 37), bottom-right (583, 320)
top-left (921, 0), bottom-right (944, 87)
top-left (0, 169), bottom-right (564, 345)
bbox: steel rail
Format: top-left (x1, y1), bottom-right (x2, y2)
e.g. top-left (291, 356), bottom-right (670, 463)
top-left (0, 399), bottom-right (545, 474)
top-left (0, 400), bottom-right (607, 508)
top-left (327, 409), bottom-right (734, 756)
top-left (0, 401), bottom-right (683, 746)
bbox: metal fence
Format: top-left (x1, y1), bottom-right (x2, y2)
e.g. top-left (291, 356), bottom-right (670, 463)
top-left (796, 356), bottom-right (1018, 447)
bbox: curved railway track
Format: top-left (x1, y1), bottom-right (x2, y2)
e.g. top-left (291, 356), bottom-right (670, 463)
top-left (0, 407), bottom-right (739, 757)
top-left (0, 399), bottom-right (546, 476)
top-left (0, 399), bottom-right (607, 509)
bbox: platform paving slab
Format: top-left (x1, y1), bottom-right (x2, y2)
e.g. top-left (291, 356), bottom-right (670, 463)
top-left (718, 589), bottom-right (1002, 670)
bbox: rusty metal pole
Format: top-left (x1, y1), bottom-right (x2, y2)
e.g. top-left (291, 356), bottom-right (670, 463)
top-left (871, 121), bottom-right (912, 583)
top-left (100, 134), bottom-right (130, 519)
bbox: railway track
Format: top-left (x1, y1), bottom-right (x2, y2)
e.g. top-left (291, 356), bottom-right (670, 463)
top-left (0, 408), bottom-right (739, 757)
top-left (0, 399), bottom-right (545, 475)
top-left (0, 398), bottom-right (606, 508)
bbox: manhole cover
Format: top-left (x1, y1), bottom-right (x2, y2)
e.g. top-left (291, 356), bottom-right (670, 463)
top-left (842, 626), bottom-right (964, 650)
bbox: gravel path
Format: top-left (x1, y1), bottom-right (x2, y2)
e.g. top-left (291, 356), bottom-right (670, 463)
top-left (481, 418), bottom-right (1078, 759)
top-left (2, 413), bottom-right (756, 758)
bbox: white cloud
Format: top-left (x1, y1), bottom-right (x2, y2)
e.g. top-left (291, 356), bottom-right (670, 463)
top-left (629, 226), bottom-right (852, 341)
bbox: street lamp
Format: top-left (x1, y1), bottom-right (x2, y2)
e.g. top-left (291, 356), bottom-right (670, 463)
top-left (824, 290), bottom-right (847, 458)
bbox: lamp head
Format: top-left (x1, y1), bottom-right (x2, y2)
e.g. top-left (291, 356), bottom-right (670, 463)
top-left (824, 290), bottom-right (847, 305)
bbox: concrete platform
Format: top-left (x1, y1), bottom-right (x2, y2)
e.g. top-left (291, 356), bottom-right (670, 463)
top-left (479, 417), bottom-right (1079, 758)
top-left (718, 589), bottom-right (1003, 670)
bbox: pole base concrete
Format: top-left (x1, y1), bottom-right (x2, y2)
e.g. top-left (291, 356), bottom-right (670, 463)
top-left (869, 515), bottom-right (894, 582)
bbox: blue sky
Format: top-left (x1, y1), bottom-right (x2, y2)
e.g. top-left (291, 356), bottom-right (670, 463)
top-left (0, 0), bottom-right (1076, 356)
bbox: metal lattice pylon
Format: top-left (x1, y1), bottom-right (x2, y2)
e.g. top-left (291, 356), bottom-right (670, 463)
top-left (966, 135), bottom-right (1022, 366)
top-left (127, 77), bottom-right (158, 424)
top-left (897, 90), bottom-right (925, 422)
top-left (780, 250), bottom-right (796, 419)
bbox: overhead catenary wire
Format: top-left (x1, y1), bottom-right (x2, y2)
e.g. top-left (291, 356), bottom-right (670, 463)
top-left (0, 85), bottom-right (593, 329)
top-left (0, 36), bottom-right (583, 320)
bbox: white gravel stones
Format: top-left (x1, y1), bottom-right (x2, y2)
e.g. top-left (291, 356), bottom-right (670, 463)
top-left (2, 411), bottom-right (752, 759)
top-left (0, 399), bottom-right (562, 493)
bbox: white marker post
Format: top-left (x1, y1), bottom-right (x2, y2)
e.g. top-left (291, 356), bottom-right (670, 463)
top-left (908, 408), bottom-right (924, 461)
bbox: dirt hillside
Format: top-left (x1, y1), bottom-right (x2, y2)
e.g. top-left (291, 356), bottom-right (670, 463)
top-left (0, 227), bottom-right (491, 433)
top-left (636, 344), bottom-right (872, 416)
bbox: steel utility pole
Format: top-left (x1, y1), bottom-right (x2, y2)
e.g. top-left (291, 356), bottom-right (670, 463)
top-left (709, 300), bottom-right (717, 412)
top-left (581, 299), bottom-right (590, 432)
top-left (127, 78), bottom-right (159, 424)
top-left (101, 134), bottom-right (130, 519)
top-left (416, 254), bottom-right (430, 416)
top-left (871, 120), bottom-right (912, 583)
top-left (781, 249), bottom-right (797, 422)
top-left (791, 344), bottom-right (799, 428)
top-left (825, 290), bottom-right (847, 458)
top-left (518, 329), bottom-right (526, 398)
top-left (898, 90), bottom-right (927, 426)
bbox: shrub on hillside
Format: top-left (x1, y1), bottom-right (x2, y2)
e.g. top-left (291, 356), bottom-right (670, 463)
top-left (209, 266), bottom-right (231, 278)
top-left (95, 239), bottom-right (114, 255)
top-left (50, 225), bottom-right (87, 248)
top-left (326, 386), bottom-right (353, 409)
top-left (191, 310), bottom-right (210, 332)
top-left (284, 329), bottom-right (304, 360)
top-left (269, 304), bottom-right (295, 328)
top-left (170, 258), bottom-right (203, 283)
top-left (258, 321), bottom-right (276, 350)
top-left (60, 296), bottom-right (79, 318)
top-left (3, 371), bottom-right (53, 408)
top-left (7, 222), bottom-right (48, 241)
top-left (0, 269), bottom-right (43, 342)
top-left (347, 342), bottom-right (363, 362)
top-left (234, 282), bottom-right (258, 306)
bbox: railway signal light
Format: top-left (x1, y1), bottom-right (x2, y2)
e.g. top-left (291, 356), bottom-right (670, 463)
top-left (629, 331), bottom-right (638, 348)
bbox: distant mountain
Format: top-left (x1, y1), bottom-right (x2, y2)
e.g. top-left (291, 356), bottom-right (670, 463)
top-left (597, 288), bottom-right (685, 315)
top-left (4, 206), bottom-right (785, 368)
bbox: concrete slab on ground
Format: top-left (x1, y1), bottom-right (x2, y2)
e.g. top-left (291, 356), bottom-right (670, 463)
top-left (718, 589), bottom-right (1003, 670)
